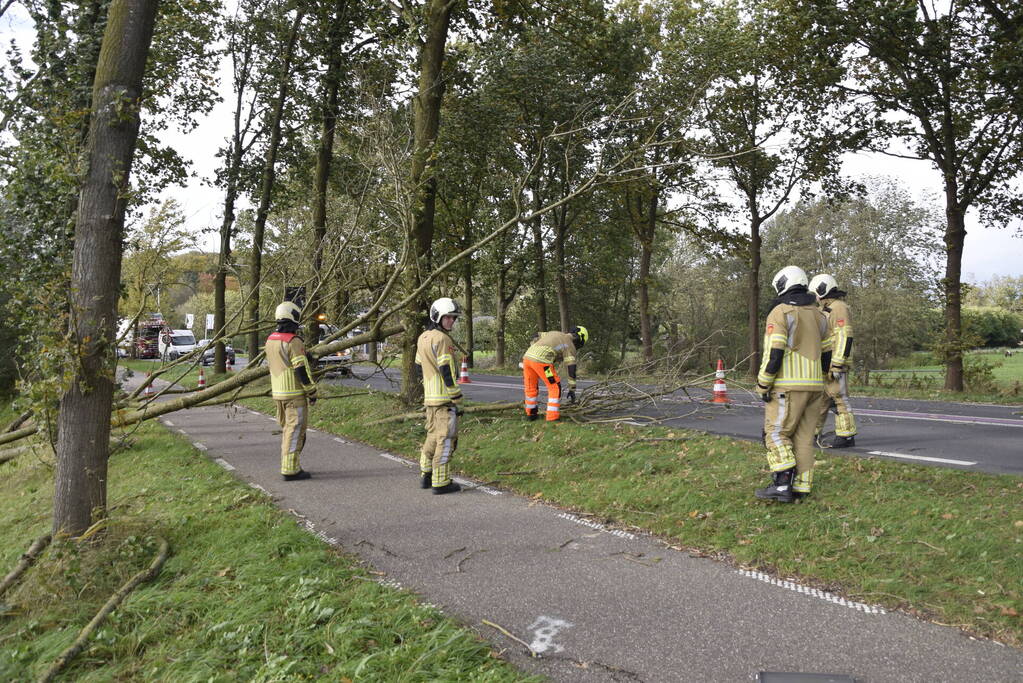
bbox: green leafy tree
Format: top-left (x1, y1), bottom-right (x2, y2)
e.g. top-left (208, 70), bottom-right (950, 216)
top-left (802, 0), bottom-right (1023, 390)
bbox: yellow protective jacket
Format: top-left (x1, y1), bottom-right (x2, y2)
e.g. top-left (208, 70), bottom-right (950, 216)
top-left (523, 331), bottom-right (578, 387)
top-left (757, 298), bottom-right (833, 392)
top-left (821, 298), bottom-right (853, 368)
top-left (266, 332), bottom-right (316, 400)
top-left (416, 328), bottom-right (463, 407)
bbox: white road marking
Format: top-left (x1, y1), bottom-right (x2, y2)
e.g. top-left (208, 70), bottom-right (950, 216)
top-left (452, 477), bottom-right (503, 496)
top-left (527, 616), bottom-right (573, 654)
top-left (192, 442), bottom-right (207, 452)
top-left (249, 482), bottom-right (269, 494)
top-left (334, 437), bottom-right (347, 444)
top-left (556, 512), bottom-right (636, 540)
top-left (737, 569), bottom-right (886, 614)
top-left (163, 419), bottom-right (174, 426)
top-left (868, 450), bottom-right (976, 466)
top-left (214, 458), bottom-right (235, 471)
top-left (378, 452), bottom-right (411, 465)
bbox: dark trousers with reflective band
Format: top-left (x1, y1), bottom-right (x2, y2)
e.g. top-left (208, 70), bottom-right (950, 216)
top-left (522, 358), bottom-right (561, 421)
top-left (764, 390), bottom-right (826, 493)
top-left (275, 397), bottom-right (308, 475)
top-left (817, 372), bottom-right (857, 437)
top-left (420, 404), bottom-right (458, 487)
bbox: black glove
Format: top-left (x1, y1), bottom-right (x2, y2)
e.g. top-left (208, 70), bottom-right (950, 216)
top-left (567, 389), bottom-right (576, 404)
top-left (306, 388), bottom-right (318, 405)
top-left (757, 384), bottom-right (772, 403)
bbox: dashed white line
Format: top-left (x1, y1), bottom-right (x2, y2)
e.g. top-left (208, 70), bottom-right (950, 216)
top-left (452, 477), bottom-right (503, 496)
top-left (737, 569), bottom-right (886, 614)
top-left (192, 442), bottom-right (207, 452)
top-left (214, 458), bottom-right (235, 471)
top-left (556, 512), bottom-right (636, 539)
top-left (334, 437), bottom-right (347, 444)
top-left (378, 452), bottom-right (411, 466)
top-left (249, 482), bottom-right (269, 494)
top-left (163, 419), bottom-right (175, 426)
top-left (868, 450), bottom-right (976, 466)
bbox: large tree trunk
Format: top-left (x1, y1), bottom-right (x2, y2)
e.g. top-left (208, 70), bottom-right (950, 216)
top-left (747, 215), bottom-right (763, 376)
top-left (399, 0), bottom-right (455, 407)
top-left (308, 0), bottom-right (348, 341)
top-left (530, 185), bottom-right (548, 332)
top-left (554, 205), bottom-right (570, 332)
top-left (54, 0), bottom-right (159, 537)
top-left (636, 183), bottom-right (659, 364)
top-left (942, 197), bottom-right (966, 391)
top-left (214, 44), bottom-right (251, 374)
top-left (463, 236), bottom-right (474, 367)
top-left (245, 10), bottom-right (304, 359)
top-left (495, 271), bottom-right (508, 367)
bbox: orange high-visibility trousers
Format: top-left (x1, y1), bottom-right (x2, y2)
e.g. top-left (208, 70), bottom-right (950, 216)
top-left (522, 357), bottom-right (562, 421)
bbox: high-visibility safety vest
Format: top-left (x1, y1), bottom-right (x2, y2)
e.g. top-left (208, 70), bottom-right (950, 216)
top-left (822, 298), bottom-right (853, 367)
top-left (266, 332), bottom-right (315, 400)
top-left (416, 328), bottom-right (462, 406)
top-left (524, 331), bottom-right (577, 366)
top-left (757, 303), bottom-right (833, 392)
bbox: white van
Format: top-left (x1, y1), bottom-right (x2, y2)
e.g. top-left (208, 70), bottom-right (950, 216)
top-left (159, 329), bottom-right (198, 360)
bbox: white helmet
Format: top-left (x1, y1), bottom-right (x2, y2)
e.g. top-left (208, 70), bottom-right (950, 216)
top-left (429, 297), bottom-right (462, 324)
top-left (771, 266), bottom-right (809, 295)
top-left (809, 273), bottom-right (839, 299)
top-left (275, 301), bottom-right (301, 324)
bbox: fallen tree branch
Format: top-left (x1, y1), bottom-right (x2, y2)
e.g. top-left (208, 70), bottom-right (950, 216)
top-left (0, 534), bottom-right (51, 597)
top-left (481, 619), bottom-right (538, 658)
top-left (367, 401), bottom-right (521, 425)
top-left (38, 537), bottom-right (170, 683)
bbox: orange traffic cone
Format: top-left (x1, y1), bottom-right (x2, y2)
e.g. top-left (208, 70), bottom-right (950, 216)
top-left (143, 372), bottom-right (154, 398)
top-left (711, 359), bottom-right (730, 403)
top-left (197, 367), bottom-right (206, 391)
top-left (457, 359), bottom-right (472, 384)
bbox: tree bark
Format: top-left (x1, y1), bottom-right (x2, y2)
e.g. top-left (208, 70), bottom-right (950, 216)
top-left (213, 41), bottom-right (252, 374)
top-left (54, 0), bottom-right (159, 537)
top-left (245, 9), bottom-right (304, 360)
top-left (399, 0), bottom-right (456, 407)
top-left (553, 204), bottom-right (570, 332)
top-left (747, 215), bottom-right (763, 376)
top-left (530, 184), bottom-right (548, 332)
top-left (463, 233), bottom-right (474, 367)
top-left (308, 0), bottom-right (349, 341)
top-left (943, 198), bottom-right (966, 391)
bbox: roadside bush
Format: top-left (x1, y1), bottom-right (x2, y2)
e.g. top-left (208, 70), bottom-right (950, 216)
top-left (963, 307), bottom-right (1022, 348)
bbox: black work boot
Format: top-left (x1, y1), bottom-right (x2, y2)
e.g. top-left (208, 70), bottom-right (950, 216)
top-left (830, 435), bottom-right (856, 448)
top-left (432, 481), bottom-right (462, 495)
top-left (420, 471), bottom-right (432, 489)
top-left (755, 468), bottom-right (795, 503)
top-left (283, 470), bottom-right (311, 481)
top-left (526, 409), bottom-right (539, 422)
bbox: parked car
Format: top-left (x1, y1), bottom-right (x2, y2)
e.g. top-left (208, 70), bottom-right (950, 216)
top-left (316, 348), bottom-right (352, 377)
top-left (198, 339), bottom-right (236, 366)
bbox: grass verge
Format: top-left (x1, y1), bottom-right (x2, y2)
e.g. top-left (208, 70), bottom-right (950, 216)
top-left (0, 416), bottom-right (536, 682)
top-left (243, 387), bottom-right (1023, 648)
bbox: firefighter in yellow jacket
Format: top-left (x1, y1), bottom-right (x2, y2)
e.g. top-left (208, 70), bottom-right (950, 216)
top-left (522, 326), bottom-right (588, 421)
top-left (416, 297), bottom-right (464, 495)
top-left (810, 273), bottom-right (858, 448)
top-left (755, 266), bottom-right (833, 503)
top-left (266, 301), bottom-right (318, 481)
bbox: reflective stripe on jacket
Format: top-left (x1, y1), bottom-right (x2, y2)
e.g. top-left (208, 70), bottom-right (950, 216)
top-left (266, 332), bottom-right (315, 400)
top-left (823, 298), bottom-right (853, 367)
top-left (757, 303), bottom-right (833, 391)
top-left (524, 331), bottom-right (576, 365)
top-left (416, 328), bottom-right (462, 406)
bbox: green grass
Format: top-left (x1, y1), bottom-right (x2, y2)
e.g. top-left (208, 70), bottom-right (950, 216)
top-left (0, 413), bottom-right (536, 682)
top-left (850, 349), bottom-right (1023, 404)
top-left (242, 388), bottom-right (1023, 648)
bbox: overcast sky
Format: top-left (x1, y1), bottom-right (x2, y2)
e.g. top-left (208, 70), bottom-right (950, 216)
top-left (4, 8), bottom-right (1021, 283)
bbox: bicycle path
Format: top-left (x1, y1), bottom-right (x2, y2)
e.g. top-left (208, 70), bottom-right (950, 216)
top-left (144, 385), bottom-right (1023, 682)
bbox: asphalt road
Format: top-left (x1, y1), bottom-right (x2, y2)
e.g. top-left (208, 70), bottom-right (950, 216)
top-left (330, 366), bottom-right (1023, 476)
top-left (133, 366), bottom-right (1023, 683)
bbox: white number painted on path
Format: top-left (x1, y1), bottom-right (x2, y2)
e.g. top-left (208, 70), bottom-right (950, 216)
top-left (528, 615), bottom-right (573, 654)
